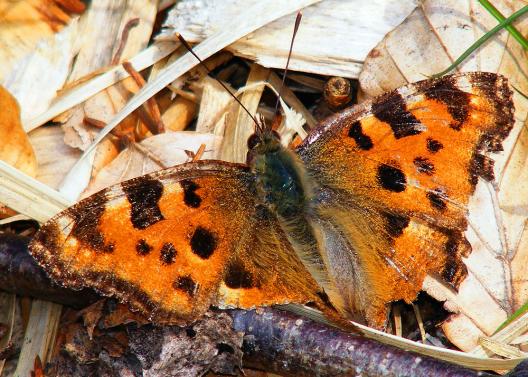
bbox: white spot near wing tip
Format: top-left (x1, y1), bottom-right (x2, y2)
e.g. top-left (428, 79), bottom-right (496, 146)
top-left (455, 75), bottom-right (473, 93)
top-left (57, 216), bottom-right (75, 235)
top-left (107, 184), bottom-right (125, 199)
top-left (397, 85), bottom-right (414, 98)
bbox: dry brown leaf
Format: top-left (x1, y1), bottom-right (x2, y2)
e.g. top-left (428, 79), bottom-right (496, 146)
top-left (358, 0), bottom-right (528, 356)
top-left (0, 86), bottom-right (37, 217)
top-left (161, 96), bottom-right (197, 132)
top-left (99, 303), bottom-right (149, 329)
top-left (82, 132), bottom-right (222, 197)
top-left (79, 300), bottom-right (106, 340)
top-left (0, 86), bottom-right (37, 177)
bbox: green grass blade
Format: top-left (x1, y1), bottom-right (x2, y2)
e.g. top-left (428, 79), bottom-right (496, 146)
top-left (479, 0), bottom-right (528, 49)
top-left (433, 5), bottom-right (528, 78)
top-left (493, 300), bottom-right (528, 335)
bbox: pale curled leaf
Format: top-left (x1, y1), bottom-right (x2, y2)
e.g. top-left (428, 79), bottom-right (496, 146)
top-left (159, 0), bottom-right (418, 78)
top-left (218, 79), bottom-right (307, 162)
top-left (359, 0), bottom-right (528, 359)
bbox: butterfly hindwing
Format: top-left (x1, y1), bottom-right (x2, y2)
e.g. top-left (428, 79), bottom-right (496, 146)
top-left (298, 72), bottom-right (514, 326)
top-left (30, 161), bottom-right (324, 324)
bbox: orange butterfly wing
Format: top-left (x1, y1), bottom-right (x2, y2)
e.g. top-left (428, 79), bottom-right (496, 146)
top-left (298, 72), bottom-right (514, 326)
top-left (30, 161), bottom-right (325, 324)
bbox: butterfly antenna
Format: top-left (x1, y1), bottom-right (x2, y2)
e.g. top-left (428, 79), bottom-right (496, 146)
top-left (176, 33), bottom-right (261, 128)
top-left (273, 11), bottom-right (302, 117)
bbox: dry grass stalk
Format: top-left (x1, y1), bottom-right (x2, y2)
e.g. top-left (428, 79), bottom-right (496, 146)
top-left (14, 300), bottom-right (62, 377)
top-left (221, 64), bottom-right (270, 163)
top-left (479, 337), bottom-right (527, 359)
top-left (0, 160), bottom-right (70, 223)
top-left (0, 293), bottom-right (16, 375)
top-left (23, 42), bottom-right (177, 133)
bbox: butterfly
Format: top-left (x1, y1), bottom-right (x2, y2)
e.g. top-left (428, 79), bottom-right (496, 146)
top-left (29, 72), bottom-right (514, 329)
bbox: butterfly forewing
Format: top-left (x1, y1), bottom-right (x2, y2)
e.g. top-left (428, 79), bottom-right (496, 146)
top-left (30, 161), bottom-right (324, 324)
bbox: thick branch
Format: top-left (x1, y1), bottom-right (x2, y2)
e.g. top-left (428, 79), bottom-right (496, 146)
top-left (0, 233), bottom-right (98, 308)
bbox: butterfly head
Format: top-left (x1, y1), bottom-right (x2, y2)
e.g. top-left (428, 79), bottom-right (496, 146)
top-left (246, 114), bottom-right (282, 166)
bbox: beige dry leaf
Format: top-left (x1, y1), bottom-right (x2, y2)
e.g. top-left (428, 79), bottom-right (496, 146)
top-left (29, 125), bottom-right (81, 190)
top-left (159, 0), bottom-right (419, 78)
top-left (359, 0), bottom-right (528, 358)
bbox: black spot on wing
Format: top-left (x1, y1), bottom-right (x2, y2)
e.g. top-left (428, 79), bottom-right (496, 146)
top-left (348, 121), bottom-right (373, 150)
top-left (377, 164), bottom-right (406, 192)
top-left (180, 180), bottom-right (202, 208)
top-left (427, 188), bottom-right (447, 211)
top-left (136, 239), bottom-right (152, 256)
top-left (190, 227), bottom-right (217, 259)
top-left (160, 242), bottom-right (177, 265)
top-left (413, 157), bottom-right (435, 175)
top-left (173, 275), bottom-right (197, 297)
top-left (122, 177), bottom-right (164, 229)
top-left (69, 191), bottom-right (114, 253)
top-left (426, 138), bottom-right (443, 153)
top-left (383, 212), bottom-right (410, 238)
top-left (422, 76), bottom-right (470, 130)
top-left (372, 91), bottom-right (423, 139)
top-left (224, 260), bottom-right (254, 289)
